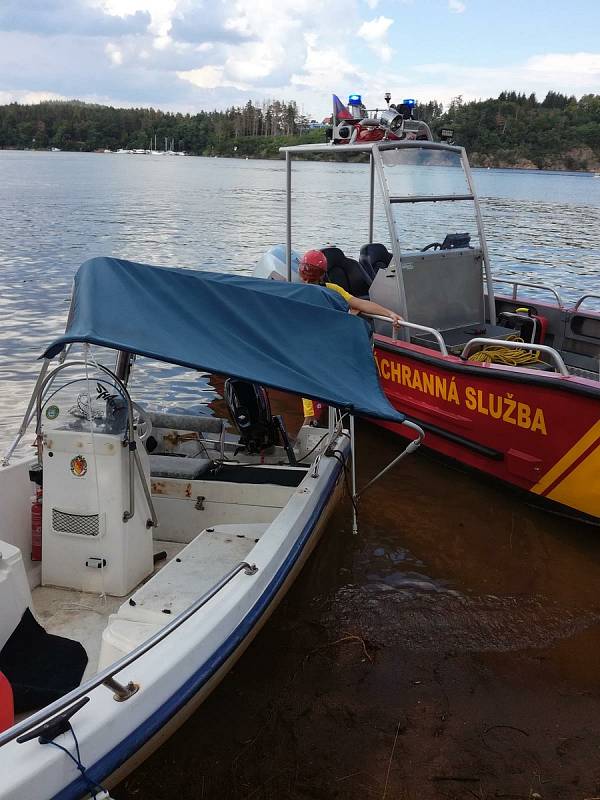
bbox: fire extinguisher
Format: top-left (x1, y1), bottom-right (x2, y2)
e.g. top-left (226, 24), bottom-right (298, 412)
top-left (31, 486), bottom-right (42, 562)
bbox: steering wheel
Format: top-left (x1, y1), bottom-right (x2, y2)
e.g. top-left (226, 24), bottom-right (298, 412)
top-left (132, 402), bottom-right (153, 442)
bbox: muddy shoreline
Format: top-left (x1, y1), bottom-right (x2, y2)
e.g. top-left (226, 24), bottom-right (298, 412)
top-left (116, 420), bottom-right (600, 800)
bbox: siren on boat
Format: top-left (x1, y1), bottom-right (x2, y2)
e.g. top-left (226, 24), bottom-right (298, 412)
top-left (348, 94), bottom-right (362, 106)
top-left (398, 98), bottom-right (416, 120)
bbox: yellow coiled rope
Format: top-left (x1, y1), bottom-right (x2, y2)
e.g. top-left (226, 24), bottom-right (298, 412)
top-left (467, 335), bottom-right (542, 367)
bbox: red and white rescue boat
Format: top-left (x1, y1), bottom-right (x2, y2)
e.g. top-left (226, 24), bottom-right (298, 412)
top-left (257, 93), bottom-right (600, 523)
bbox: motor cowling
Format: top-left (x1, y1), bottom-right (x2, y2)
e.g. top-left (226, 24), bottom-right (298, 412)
top-left (224, 379), bottom-right (278, 454)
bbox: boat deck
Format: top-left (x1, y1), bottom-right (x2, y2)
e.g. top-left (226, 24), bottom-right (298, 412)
top-left (31, 540), bottom-right (185, 680)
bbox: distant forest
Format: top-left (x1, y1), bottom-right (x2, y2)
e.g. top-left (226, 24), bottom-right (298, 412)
top-left (1, 91), bottom-right (599, 170)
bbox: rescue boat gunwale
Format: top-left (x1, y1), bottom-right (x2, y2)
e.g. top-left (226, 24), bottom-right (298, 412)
top-left (375, 337), bottom-right (600, 398)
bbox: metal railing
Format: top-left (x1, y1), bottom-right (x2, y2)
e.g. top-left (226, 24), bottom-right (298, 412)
top-left (0, 560), bottom-right (258, 749)
top-left (574, 294), bottom-right (600, 312)
top-left (365, 314), bottom-right (449, 356)
top-left (493, 278), bottom-right (564, 309)
top-left (461, 338), bottom-right (569, 376)
top-left (356, 419), bottom-right (424, 499)
top-left (388, 193), bottom-right (474, 204)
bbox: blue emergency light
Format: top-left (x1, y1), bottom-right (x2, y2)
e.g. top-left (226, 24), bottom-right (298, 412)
top-left (348, 94), bottom-right (362, 106)
top-left (403, 98), bottom-right (416, 107)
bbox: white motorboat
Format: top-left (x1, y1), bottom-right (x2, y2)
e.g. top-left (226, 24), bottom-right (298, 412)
top-left (0, 257), bottom-right (421, 799)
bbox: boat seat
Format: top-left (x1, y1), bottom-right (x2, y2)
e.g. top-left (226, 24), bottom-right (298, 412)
top-left (146, 412), bottom-right (226, 435)
top-left (321, 246), bottom-right (372, 297)
top-left (207, 463), bottom-right (307, 486)
top-left (149, 454), bottom-right (213, 480)
top-left (359, 243), bottom-right (392, 282)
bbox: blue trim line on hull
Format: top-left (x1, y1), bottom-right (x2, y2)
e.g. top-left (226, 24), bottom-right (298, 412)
top-left (53, 457), bottom-right (344, 800)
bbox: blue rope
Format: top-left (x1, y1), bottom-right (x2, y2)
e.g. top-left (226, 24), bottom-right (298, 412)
top-left (40, 724), bottom-right (108, 799)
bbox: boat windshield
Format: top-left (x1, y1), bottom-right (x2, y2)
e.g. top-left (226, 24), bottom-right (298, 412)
top-left (40, 373), bottom-right (129, 435)
top-left (379, 146), bottom-right (480, 254)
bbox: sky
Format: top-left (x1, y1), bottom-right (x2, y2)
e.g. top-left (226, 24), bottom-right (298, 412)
top-left (0, 0), bottom-right (599, 119)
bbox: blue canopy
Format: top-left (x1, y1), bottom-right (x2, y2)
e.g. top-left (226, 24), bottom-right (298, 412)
top-left (43, 257), bottom-right (404, 423)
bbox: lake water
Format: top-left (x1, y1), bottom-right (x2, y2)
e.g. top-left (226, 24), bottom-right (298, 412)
top-left (1, 150), bottom-right (600, 448)
top-left (2, 151), bottom-right (600, 799)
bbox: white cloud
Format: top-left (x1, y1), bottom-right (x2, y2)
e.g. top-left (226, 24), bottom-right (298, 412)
top-left (225, 43), bottom-right (279, 82)
top-left (177, 65), bottom-right (227, 90)
top-left (361, 50), bottom-right (599, 112)
top-left (357, 15), bottom-right (393, 42)
top-left (527, 52), bottom-right (600, 81)
top-left (0, 89), bottom-right (69, 104)
top-left (3, 1), bottom-right (599, 123)
top-left (357, 15), bottom-right (393, 62)
top-left (99, 0), bottom-right (175, 36)
top-left (152, 34), bottom-right (172, 50)
top-left (290, 31), bottom-right (364, 95)
top-left (105, 42), bottom-right (122, 65)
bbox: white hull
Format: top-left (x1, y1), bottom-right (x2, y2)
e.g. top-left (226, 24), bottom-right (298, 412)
top-left (0, 437), bottom-right (347, 800)
top-left (104, 472), bottom-right (342, 790)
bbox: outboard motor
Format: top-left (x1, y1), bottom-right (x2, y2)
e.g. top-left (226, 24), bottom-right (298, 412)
top-left (224, 379), bottom-right (277, 454)
top-left (224, 379), bottom-right (296, 464)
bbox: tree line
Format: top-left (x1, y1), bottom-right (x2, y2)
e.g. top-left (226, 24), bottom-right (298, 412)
top-left (0, 91), bottom-right (599, 169)
top-left (0, 98), bottom-right (305, 154)
top-left (424, 91), bottom-right (600, 170)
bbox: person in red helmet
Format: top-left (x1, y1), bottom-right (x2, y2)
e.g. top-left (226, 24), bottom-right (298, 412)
top-left (299, 250), bottom-right (402, 322)
top-left (299, 249), bottom-right (403, 425)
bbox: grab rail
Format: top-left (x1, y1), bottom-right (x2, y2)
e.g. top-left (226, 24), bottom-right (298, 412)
top-left (574, 294), bottom-right (600, 312)
top-left (461, 338), bottom-right (569, 376)
top-left (493, 278), bottom-right (564, 309)
top-left (364, 314), bottom-right (449, 356)
top-left (388, 193), bottom-right (474, 204)
top-left (0, 560), bottom-right (258, 749)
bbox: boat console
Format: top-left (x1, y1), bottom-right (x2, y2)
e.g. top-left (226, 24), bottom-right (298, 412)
top-left (39, 377), bottom-right (154, 597)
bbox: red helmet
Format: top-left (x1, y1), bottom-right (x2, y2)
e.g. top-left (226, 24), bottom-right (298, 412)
top-left (299, 250), bottom-right (327, 282)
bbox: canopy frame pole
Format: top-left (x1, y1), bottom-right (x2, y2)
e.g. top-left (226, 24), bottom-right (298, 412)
top-left (355, 420), bottom-right (424, 499)
top-left (371, 145), bottom-right (409, 323)
top-left (1, 359), bottom-right (51, 466)
top-left (285, 151), bottom-right (292, 282)
top-left (460, 146), bottom-right (496, 322)
top-left (350, 414), bottom-right (358, 535)
top-left (115, 350), bottom-right (135, 387)
top-left (328, 404), bottom-right (336, 437)
top-left (368, 152), bottom-right (375, 244)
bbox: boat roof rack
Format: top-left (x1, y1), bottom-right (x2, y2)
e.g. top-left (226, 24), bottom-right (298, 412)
top-left (279, 140), bottom-right (463, 155)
